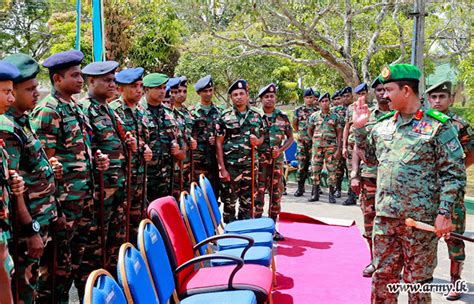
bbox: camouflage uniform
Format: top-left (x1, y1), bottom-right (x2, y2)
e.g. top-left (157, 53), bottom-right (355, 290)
top-left (30, 93), bottom-right (94, 303)
top-left (143, 100), bottom-right (181, 201)
top-left (0, 109), bottom-right (57, 303)
top-left (255, 109), bottom-right (291, 219)
top-left (293, 105), bottom-right (316, 185)
top-left (217, 106), bottom-right (264, 222)
top-left (74, 96), bottom-right (128, 298)
top-left (190, 103), bottom-right (221, 198)
top-left (308, 110), bottom-right (341, 187)
top-left (176, 105), bottom-right (194, 186)
top-left (172, 107), bottom-right (190, 199)
top-left (109, 98), bottom-right (152, 243)
top-left (355, 109), bottom-right (466, 303)
top-left (332, 104), bottom-right (348, 193)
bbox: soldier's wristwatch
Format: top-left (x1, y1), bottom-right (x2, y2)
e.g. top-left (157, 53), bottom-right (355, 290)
top-left (22, 220), bottom-right (40, 237)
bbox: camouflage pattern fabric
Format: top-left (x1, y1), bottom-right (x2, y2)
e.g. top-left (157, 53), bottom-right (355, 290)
top-left (172, 107), bottom-right (189, 199)
top-left (308, 110), bottom-right (341, 186)
top-left (332, 105), bottom-right (348, 182)
top-left (293, 105), bottom-right (316, 184)
top-left (255, 109), bottom-right (291, 219)
top-left (217, 106), bottom-right (264, 222)
top-left (176, 105), bottom-right (194, 187)
top-left (0, 142), bottom-right (13, 281)
top-left (359, 177), bottom-right (376, 250)
top-left (30, 93), bottom-right (95, 303)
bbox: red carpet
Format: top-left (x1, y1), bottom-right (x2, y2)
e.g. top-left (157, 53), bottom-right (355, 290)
top-left (273, 212), bottom-right (371, 304)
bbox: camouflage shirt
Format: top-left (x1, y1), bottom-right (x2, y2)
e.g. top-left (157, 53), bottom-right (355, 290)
top-left (447, 111), bottom-right (474, 155)
top-left (190, 103), bottom-right (221, 166)
top-left (258, 108), bottom-right (292, 164)
top-left (332, 104), bottom-right (348, 126)
top-left (293, 105), bottom-right (316, 142)
top-left (80, 96), bottom-right (127, 187)
top-left (0, 141), bottom-right (11, 236)
top-left (355, 108), bottom-right (466, 221)
top-left (30, 93), bottom-right (94, 202)
top-left (216, 106), bottom-right (264, 166)
top-left (308, 110), bottom-right (341, 147)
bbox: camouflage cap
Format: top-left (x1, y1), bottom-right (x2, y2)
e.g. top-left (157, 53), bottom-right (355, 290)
top-left (143, 73), bottom-right (168, 88)
top-left (426, 80), bottom-right (452, 95)
top-left (3, 53), bottom-right (40, 83)
top-left (379, 64), bottom-right (421, 84)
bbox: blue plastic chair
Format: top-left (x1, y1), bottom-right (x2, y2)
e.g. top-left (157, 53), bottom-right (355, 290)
top-left (190, 182), bottom-right (273, 250)
top-left (198, 174), bottom-right (275, 235)
top-left (117, 242), bottom-right (159, 303)
top-left (284, 141), bottom-right (298, 180)
top-left (180, 192), bottom-right (272, 267)
top-left (83, 269), bottom-right (127, 304)
top-left (137, 219), bottom-right (257, 304)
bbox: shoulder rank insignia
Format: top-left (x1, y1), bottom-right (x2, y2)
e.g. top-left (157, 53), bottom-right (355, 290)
top-left (377, 110), bottom-right (396, 122)
top-left (426, 109), bottom-right (450, 123)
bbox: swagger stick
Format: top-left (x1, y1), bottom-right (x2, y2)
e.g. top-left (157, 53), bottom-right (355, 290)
top-left (405, 218), bottom-right (474, 242)
top-left (98, 166), bottom-right (106, 268)
top-left (125, 148), bottom-right (132, 243)
top-left (141, 162), bottom-right (148, 218)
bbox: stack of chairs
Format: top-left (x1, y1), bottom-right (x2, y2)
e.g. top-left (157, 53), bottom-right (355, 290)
top-left (84, 173), bottom-right (277, 304)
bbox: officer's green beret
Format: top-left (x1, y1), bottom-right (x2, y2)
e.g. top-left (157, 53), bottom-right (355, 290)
top-left (143, 73), bottom-right (169, 88)
top-left (426, 80), bottom-right (452, 95)
top-left (3, 53), bottom-right (40, 83)
top-left (379, 64), bottom-right (421, 84)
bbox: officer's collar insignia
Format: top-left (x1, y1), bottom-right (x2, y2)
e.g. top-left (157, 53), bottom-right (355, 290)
top-left (414, 109), bottom-right (423, 120)
top-left (381, 66), bottom-right (391, 81)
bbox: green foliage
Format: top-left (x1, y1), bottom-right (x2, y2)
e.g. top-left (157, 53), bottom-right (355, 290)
top-left (451, 105), bottom-right (474, 126)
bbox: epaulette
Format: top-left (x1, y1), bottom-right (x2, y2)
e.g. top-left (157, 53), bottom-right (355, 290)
top-left (0, 115), bottom-right (15, 133)
top-left (249, 106), bottom-right (264, 115)
top-left (40, 94), bottom-right (59, 110)
top-left (221, 107), bottom-right (233, 115)
top-left (377, 110), bottom-right (396, 122)
top-left (79, 99), bottom-right (92, 110)
top-left (426, 109), bottom-right (450, 123)
top-left (108, 99), bottom-right (122, 111)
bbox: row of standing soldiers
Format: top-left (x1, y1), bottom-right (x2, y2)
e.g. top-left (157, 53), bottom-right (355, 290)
top-left (0, 50), bottom-right (295, 303)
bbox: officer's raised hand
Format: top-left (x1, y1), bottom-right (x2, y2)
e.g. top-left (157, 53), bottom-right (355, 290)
top-left (95, 149), bottom-right (110, 171)
top-left (125, 131), bottom-right (138, 153)
top-left (143, 144), bottom-right (152, 162)
top-left (352, 96), bottom-right (370, 129)
top-left (49, 157), bottom-right (63, 180)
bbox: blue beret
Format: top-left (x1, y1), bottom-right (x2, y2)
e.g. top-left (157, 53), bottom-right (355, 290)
top-left (331, 90), bottom-right (340, 99)
top-left (115, 67), bottom-right (144, 85)
top-left (43, 50), bottom-right (84, 70)
top-left (228, 79), bottom-right (247, 94)
top-left (179, 76), bottom-right (187, 86)
top-left (371, 76), bottom-right (382, 88)
top-left (318, 92), bottom-right (330, 102)
top-left (167, 77), bottom-right (181, 90)
top-left (258, 83), bottom-right (276, 98)
top-left (303, 88), bottom-right (314, 97)
top-left (0, 61), bottom-right (21, 81)
top-left (3, 53), bottom-right (40, 83)
top-left (195, 75), bottom-right (213, 92)
top-left (354, 83), bottom-right (368, 94)
top-left (82, 61), bottom-right (119, 76)
top-left (341, 86), bottom-right (352, 95)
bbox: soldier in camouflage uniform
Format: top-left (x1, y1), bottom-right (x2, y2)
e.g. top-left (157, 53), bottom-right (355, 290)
top-left (293, 88), bottom-right (318, 197)
top-left (350, 77), bottom-right (390, 277)
top-left (141, 73), bottom-right (184, 201)
top-left (75, 61), bottom-right (136, 299)
top-left (331, 90), bottom-right (342, 106)
top-left (255, 84), bottom-right (293, 241)
top-left (216, 79), bottom-right (264, 222)
top-left (191, 75), bottom-right (222, 199)
top-left (307, 93), bottom-right (342, 204)
top-left (1, 54), bottom-right (62, 303)
top-left (109, 68), bottom-right (153, 244)
top-left (30, 51), bottom-right (109, 303)
top-left (426, 80), bottom-right (474, 300)
top-left (354, 64), bottom-right (466, 303)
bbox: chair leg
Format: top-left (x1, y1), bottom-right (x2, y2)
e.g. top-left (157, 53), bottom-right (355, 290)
top-left (267, 292), bottom-right (274, 304)
top-left (271, 252), bottom-right (277, 287)
top-left (284, 166), bottom-right (289, 181)
top-left (173, 290), bottom-right (180, 303)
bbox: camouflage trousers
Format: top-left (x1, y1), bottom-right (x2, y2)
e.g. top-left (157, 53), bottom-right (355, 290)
top-left (335, 155), bottom-right (347, 185)
top-left (37, 197), bottom-right (93, 304)
top-left (346, 141), bottom-right (354, 174)
top-left (172, 160), bottom-right (185, 201)
top-left (359, 177), bottom-right (376, 255)
top-left (148, 162), bottom-right (172, 202)
top-left (221, 163), bottom-right (255, 223)
top-left (194, 160), bottom-right (220, 202)
top-left (311, 145), bottom-right (338, 186)
top-left (74, 186), bottom-right (126, 300)
top-left (255, 161), bottom-right (283, 219)
top-left (0, 240), bottom-right (13, 303)
top-left (9, 224), bottom-right (49, 304)
top-left (446, 201), bottom-right (466, 261)
top-left (296, 140), bottom-right (312, 184)
top-left (127, 175), bottom-right (146, 246)
top-left (372, 216), bottom-right (438, 304)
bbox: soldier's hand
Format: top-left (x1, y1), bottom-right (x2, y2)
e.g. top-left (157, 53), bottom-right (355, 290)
top-left (342, 147), bottom-right (348, 159)
top-left (26, 233), bottom-right (44, 259)
top-left (250, 134), bottom-right (259, 146)
top-left (189, 138), bottom-right (197, 150)
top-left (335, 149), bottom-right (342, 159)
top-left (220, 168), bottom-right (231, 182)
top-left (350, 176), bottom-right (361, 195)
top-left (434, 214), bottom-right (454, 238)
top-left (209, 136), bottom-right (216, 146)
top-left (9, 170), bottom-right (25, 196)
top-left (271, 147), bottom-right (281, 159)
top-left (352, 95), bottom-right (370, 129)
top-left (125, 132), bottom-right (138, 153)
top-left (143, 145), bottom-right (153, 162)
top-left (171, 142), bottom-right (180, 156)
top-left (95, 150), bottom-right (110, 171)
top-left (49, 157), bottom-right (63, 180)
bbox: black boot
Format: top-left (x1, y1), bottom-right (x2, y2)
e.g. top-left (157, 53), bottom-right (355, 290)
top-left (343, 189), bottom-right (357, 205)
top-left (447, 261), bottom-right (463, 300)
top-left (328, 186), bottom-right (336, 204)
top-left (294, 181), bottom-right (305, 197)
top-left (334, 178), bottom-right (342, 198)
top-left (308, 184), bottom-right (320, 202)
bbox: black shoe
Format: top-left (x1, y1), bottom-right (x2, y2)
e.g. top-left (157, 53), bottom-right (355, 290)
top-left (282, 190), bottom-right (287, 195)
top-left (329, 186), bottom-right (336, 204)
top-left (334, 189), bottom-right (342, 198)
top-left (308, 184), bottom-right (320, 202)
top-left (294, 182), bottom-right (305, 197)
top-left (273, 231), bottom-right (285, 241)
top-left (362, 264), bottom-right (375, 277)
top-left (343, 191), bottom-right (357, 205)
